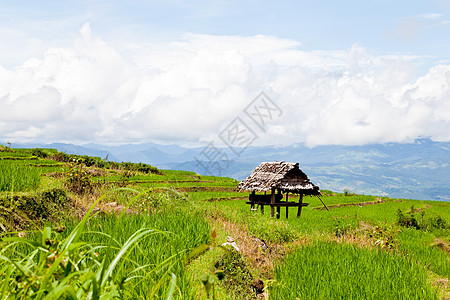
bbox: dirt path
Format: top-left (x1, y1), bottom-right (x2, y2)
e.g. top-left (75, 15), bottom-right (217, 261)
top-left (208, 215), bottom-right (287, 280)
top-left (313, 198), bottom-right (385, 210)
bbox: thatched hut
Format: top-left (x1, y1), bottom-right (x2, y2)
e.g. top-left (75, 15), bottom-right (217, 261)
top-left (238, 161), bottom-right (328, 218)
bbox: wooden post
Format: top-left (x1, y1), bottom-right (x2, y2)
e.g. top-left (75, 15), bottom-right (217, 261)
top-left (250, 191), bottom-right (256, 211)
top-left (286, 193), bottom-right (289, 219)
top-left (297, 194), bottom-right (304, 218)
top-left (262, 191), bottom-right (266, 214)
top-left (276, 189), bottom-right (281, 219)
top-left (270, 188), bottom-right (275, 218)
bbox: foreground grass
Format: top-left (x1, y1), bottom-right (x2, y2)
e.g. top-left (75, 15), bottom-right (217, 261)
top-left (271, 241), bottom-right (439, 300)
top-left (1, 204), bottom-right (210, 299)
top-left (73, 212), bottom-right (210, 298)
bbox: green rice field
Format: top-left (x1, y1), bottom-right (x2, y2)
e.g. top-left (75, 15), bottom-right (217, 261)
top-left (271, 241), bottom-right (438, 299)
top-left (0, 146), bottom-right (448, 299)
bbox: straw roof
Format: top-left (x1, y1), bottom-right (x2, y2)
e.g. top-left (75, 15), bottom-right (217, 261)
top-left (238, 161), bottom-right (320, 195)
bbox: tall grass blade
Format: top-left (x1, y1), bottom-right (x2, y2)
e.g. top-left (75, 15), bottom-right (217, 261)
top-left (42, 270), bottom-right (86, 300)
top-left (166, 273), bottom-right (177, 300)
top-left (0, 265), bottom-right (12, 299)
top-left (61, 195), bottom-right (105, 250)
top-left (100, 228), bottom-right (155, 288)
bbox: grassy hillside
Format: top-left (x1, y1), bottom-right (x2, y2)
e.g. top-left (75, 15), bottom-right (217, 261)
top-left (0, 146), bottom-right (448, 299)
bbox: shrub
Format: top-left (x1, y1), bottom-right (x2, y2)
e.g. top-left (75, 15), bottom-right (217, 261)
top-left (214, 249), bottom-right (254, 299)
top-left (50, 151), bottom-right (69, 162)
top-left (118, 161), bottom-right (161, 174)
top-left (397, 209), bottom-right (420, 229)
top-left (0, 144), bottom-right (13, 152)
top-left (0, 188), bottom-right (70, 231)
top-left (31, 148), bottom-right (48, 158)
top-left (422, 215), bottom-right (448, 230)
top-left (65, 163), bottom-right (94, 195)
top-left (41, 188), bottom-right (69, 207)
top-left (396, 207), bottom-right (448, 231)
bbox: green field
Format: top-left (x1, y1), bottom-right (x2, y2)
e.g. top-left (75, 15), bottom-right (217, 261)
top-left (271, 241), bottom-right (438, 299)
top-left (0, 146), bottom-right (448, 299)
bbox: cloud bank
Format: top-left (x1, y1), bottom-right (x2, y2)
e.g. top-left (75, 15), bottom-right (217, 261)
top-left (0, 23), bottom-right (449, 147)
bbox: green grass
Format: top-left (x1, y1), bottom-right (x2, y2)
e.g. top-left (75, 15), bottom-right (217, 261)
top-left (0, 160), bottom-right (40, 192)
top-left (0, 159), bottom-right (67, 176)
top-left (397, 228), bottom-right (450, 278)
top-left (68, 211), bottom-right (211, 298)
top-left (317, 193), bottom-right (390, 207)
top-left (0, 152), bottom-right (32, 158)
top-left (189, 191), bottom-right (245, 201)
top-left (7, 159), bottom-right (64, 166)
top-left (141, 181), bottom-right (237, 188)
top-left (0, 202), bottom-right (211, 299)
top-left (96, 173), bottom-right (192, 182)
top-left (271, 241), bottom-right (439, 300)
top-left (194, 199), bottom-right (299, 243)
top-left (160, 170), bottom-right (197, 176)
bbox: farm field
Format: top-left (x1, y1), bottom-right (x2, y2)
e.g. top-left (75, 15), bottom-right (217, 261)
top-left (0, 146), bottom-right (449, 299)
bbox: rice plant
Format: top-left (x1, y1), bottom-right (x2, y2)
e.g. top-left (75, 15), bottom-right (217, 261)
top-left (0, 190), bottom-right (211, 299)
top-left (271, 241), bottom-right (438, 299)
top-left (397, 228), bottom-right (450, 278)
top-left (0, 160), bottom-right (40, 191)
top-left (0, 197), bottom-right (143, 299)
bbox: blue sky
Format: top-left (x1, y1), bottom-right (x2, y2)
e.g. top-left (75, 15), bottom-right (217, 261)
top-left (2, 0), bottom-right (450, 62)
top-left (1, 1), bottom-right (449, 146)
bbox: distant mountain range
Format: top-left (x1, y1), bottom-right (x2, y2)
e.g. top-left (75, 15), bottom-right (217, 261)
top-left (6, 139), bottom-right (449, 201)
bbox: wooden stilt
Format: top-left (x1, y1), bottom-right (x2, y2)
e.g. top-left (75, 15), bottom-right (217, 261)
top-left (270, 188), bottom-right (275, 218)
top-left (276, 189), bottom-right (281, 219)
top-left (250, 191), bottom-right (256, 211)
top-left (297, 194), bottom-right (304, 218)
top-left (262, 191), bottom-right (266, 214)
top-left (286, 193), bottom-right (289, 218)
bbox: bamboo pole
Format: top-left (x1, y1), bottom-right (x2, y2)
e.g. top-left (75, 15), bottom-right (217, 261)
top-left (317, 195), bottom-right (329, 211)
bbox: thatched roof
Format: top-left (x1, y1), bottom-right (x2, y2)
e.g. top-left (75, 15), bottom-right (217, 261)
top-left (238, 161), bottom-right (320, 195)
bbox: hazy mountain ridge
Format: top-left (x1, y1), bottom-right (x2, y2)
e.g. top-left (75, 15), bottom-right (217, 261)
top-left (6, 139), bottom-right (449, 201)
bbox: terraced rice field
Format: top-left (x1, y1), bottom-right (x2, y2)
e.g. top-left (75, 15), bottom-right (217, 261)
top-left (0, 147), bottom-right (448, 299)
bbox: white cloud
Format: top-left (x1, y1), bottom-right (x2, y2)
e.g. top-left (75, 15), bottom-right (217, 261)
top-left (420, 13), bottom-right (444, 19)
top-left (0, 23), bottom-right (449, 146)
top-left (386, 12), bottom-right (450, 41)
